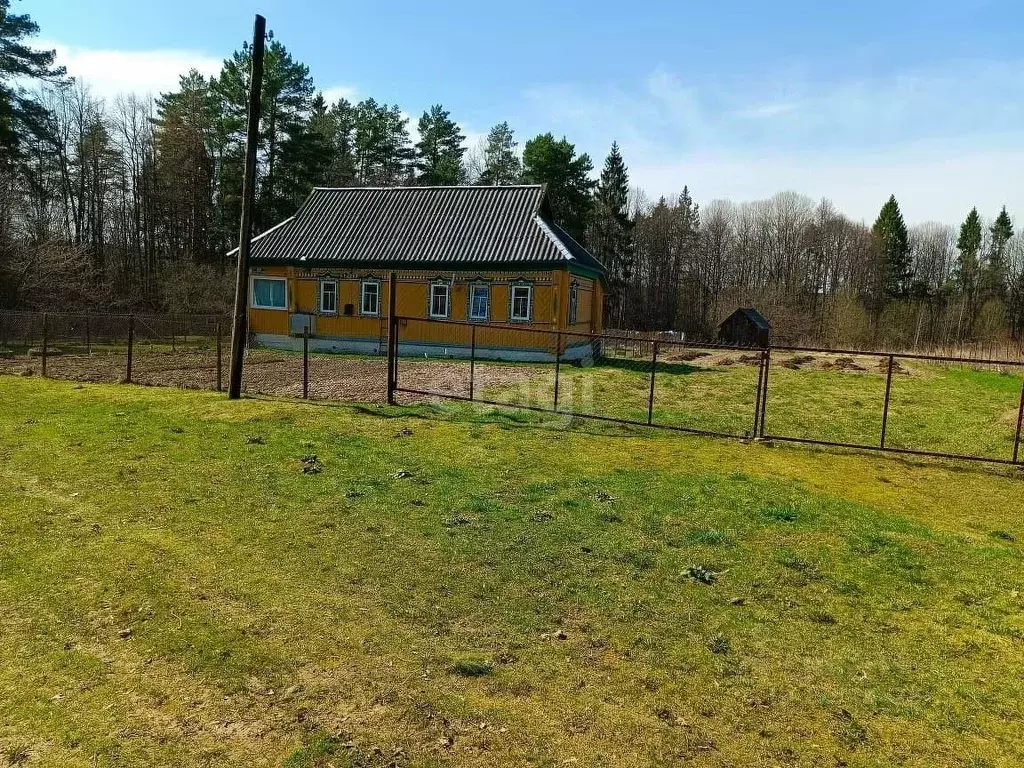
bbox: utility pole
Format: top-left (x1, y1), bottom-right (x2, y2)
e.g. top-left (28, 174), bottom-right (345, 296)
top-left (227, 14), bottom-right (266, 399)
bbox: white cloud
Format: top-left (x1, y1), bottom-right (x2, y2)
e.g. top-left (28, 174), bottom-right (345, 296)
top-left (517, 60), bottom-right (1024, 225)
top-left (37, 39), bottom-right (221, 102)
top-left (320, 85), bottom-right (357, 104)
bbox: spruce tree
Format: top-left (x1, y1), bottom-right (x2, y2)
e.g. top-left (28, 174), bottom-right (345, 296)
top-left (984, 206), bottom-right (1014, 299)
top-left (0, 0), bottom-right (66, 161)
top-left (522, 133), bottom-right (594, 242)
top-left (587, 142), bottom-right (633, 327)
top-left (955, 207), bottom-right (984, 338)
top-left (956, 207), bottom-right (983, 292)
top-left (871, 195), bottom-right (911, 296)
top-left (477, 121), bottom-right (521, 185)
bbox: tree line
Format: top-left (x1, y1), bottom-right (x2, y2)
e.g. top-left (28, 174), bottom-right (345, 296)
top-left (0, 2), bottom-right (1021, 349)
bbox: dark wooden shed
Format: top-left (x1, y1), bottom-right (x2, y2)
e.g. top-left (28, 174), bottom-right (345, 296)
top-left (718, 307), bottom-right (771, 347)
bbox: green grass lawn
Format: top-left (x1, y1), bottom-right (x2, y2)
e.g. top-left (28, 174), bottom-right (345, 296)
top-left (483, 356), bottom-right (1024, 460)
top-left (1, 377), bottom-right (1023, 767)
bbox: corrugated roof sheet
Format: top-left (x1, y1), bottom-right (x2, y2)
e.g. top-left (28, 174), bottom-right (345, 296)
top-left (719, 307), bottom-right (771, 330)
top-left (237, 185), bottom-right (605, 274)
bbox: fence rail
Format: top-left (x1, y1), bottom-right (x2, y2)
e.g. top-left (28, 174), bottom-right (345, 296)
top-left (3, 308), bottom-right (1024, 468)
top-left (388, 314), bottom-right (1024, 468)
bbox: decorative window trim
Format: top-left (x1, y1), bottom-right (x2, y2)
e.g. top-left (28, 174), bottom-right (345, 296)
top-left (251, 275), bottom-right (288, 311)
top-left (508, 280), bottom-right (533, 323)
top-left (360, 279), bottom-right (381, 316)
top-left (319, 279), bottom-right (339, 315)
top-left (467, 281), bottom-right (491, 322)
top-left (428, 280), bottom-right (452, 319)
top-left (568, 280), bottom-right (579, 326)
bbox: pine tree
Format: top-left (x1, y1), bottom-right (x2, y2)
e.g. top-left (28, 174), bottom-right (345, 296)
top-left (522, 133), bottom-right (594, 242)
top-left (212, 39), bottom-right (315, 229)
top-left (984, 206), bottom-right (1014, 299)
top-left (871, 195), bottom-right (911, 296)
top-left (154, 71), bottom-right (219, 261)
top-left (324, 96), bottom-right (357, 186)
top-left (477, 121), bottom-right (521, 185)
top-left (353, 99), bottom-right (413, 185)
top-left (0, 0), bottom-right (66, 161)
top-left (414, 104), bottom-right (466, 185)
top-left (586, 142), bottom-right (633, 327)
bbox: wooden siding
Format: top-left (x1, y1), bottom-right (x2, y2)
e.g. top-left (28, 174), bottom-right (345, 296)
top-left (248, 265), bottom-right (602, 349)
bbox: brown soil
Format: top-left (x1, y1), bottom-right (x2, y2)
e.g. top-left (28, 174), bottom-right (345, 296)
top-left (877, 357), bottom-right (912, 376)
top-left (0, 347), bottom-right (547, 405)
top-left (821, 356), bottom-right (866, 372)
top-left (780, 354), bottom-right (816, 370)
top-left (664, 350), bottom-right (707, 362)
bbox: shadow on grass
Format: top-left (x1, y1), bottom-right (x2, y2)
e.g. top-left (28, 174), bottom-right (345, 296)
top-left (240, 392), bottom-right (1021, 479)
top-left (597, 357), bottom-right (725, 376)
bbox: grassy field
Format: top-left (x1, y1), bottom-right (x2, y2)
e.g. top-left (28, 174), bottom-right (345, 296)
top-left (1, 376), bottom-right (1023, 767)
top-left (475, 352), bottom-right (1024, 460)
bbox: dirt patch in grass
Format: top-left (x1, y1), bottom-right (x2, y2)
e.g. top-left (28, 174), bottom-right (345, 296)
top-left (664, 350), bottom-right (708, 362)
top-left (821, 356), bottom-right (866, 372)
top-left (0, 347), bottom-right (548, 404)
top-left (781, 354), bottom-right (817, 370)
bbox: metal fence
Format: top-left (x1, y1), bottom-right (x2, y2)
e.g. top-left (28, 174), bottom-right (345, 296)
top-left (388, 315), bottom-right (1024, 467)
top-left (0, 310), bottom-right (227, 390)
top-left (4, 309), bottom-right (1024, 467)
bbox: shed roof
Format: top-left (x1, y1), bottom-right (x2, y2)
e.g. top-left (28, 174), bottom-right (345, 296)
top-left (720, 307), bottom-right (771, 330)
top-left (233, 185), bottom-right (605, 276)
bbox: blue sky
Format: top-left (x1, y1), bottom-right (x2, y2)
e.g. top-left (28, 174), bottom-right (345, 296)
top-left (26, 0), bottom-right (1024, 225)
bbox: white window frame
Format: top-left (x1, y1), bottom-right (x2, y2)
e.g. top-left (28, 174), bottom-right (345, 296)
top-left (319, 279), bottom-right (338, 315)
top-left (429, 281), bottom-right (451, 319)
top-left (568, 281), bottom-right (579, 325)
top-left (251, 275), bottom-right (288, 311)
top-left (468, 282), bottom-right (490, 322)
top-left (509, 282), bottom-right (533, 323)
top-left (360, 280), bottom-right (380, 316)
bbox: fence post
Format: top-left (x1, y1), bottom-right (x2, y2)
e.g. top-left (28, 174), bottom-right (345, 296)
top-left (553, 331), bottom-right (562, 411)
top-left (41, 313), bottom-right (48, 378)
top-left (751, 347), bottom-right (767, 438)
top-left (1013, 378), bottom-right (1024, 464)
top-left (880, 354), bottom-right (895, 448)
top-left (387, 271), bottom-right (398, 405)
top-left (758, 348), bottom-right (772, 437)
top-left (469, 324), bottom-right (477, 401)
top-left (302, 323), bottom-right (309, 399)
top-left (85, 314), bottom-right (91, 355)
top-left (216, 320), bottom-right (223, 392)
top-left (126, 314), bottom-right (134, 383)
top-left (647, 340), bottom-right (659, 426)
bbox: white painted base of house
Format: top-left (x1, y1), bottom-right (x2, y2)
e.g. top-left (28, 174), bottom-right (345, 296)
top-left (252, 333), bottom-right (596, 365)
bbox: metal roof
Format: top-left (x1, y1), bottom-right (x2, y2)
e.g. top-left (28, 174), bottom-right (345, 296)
top-left (235, 185), bottom-right (605, 275)
top-left (719, 307), bottom-right (771, 330)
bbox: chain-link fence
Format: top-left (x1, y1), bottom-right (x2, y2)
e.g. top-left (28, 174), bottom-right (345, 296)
top-left (0, 310), bottom-right (226, 390)
top-left (5, 309), bottom-right (1024, 466)
top-left (389, 315), bottom-right (1024, 466)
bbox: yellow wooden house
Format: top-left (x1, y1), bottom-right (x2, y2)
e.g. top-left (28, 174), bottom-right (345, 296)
top-left (241, 185), bottom-right (606, 362)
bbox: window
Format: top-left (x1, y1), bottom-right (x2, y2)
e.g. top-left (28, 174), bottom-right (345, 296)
top-left (510, 283), bottom-right (532, 322)
top-left (361, 281), bottom-right (380, 316)
top-left (429, 282), bottom-right (450, 318)
top-left (469, 284), bottom-right (490, 321)
top-left (252, 277), bottom-right (287, 310)
top-left (568, 282), bottom-right (579, 325)
top-left (320, 280), bottom-right (338, 314)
